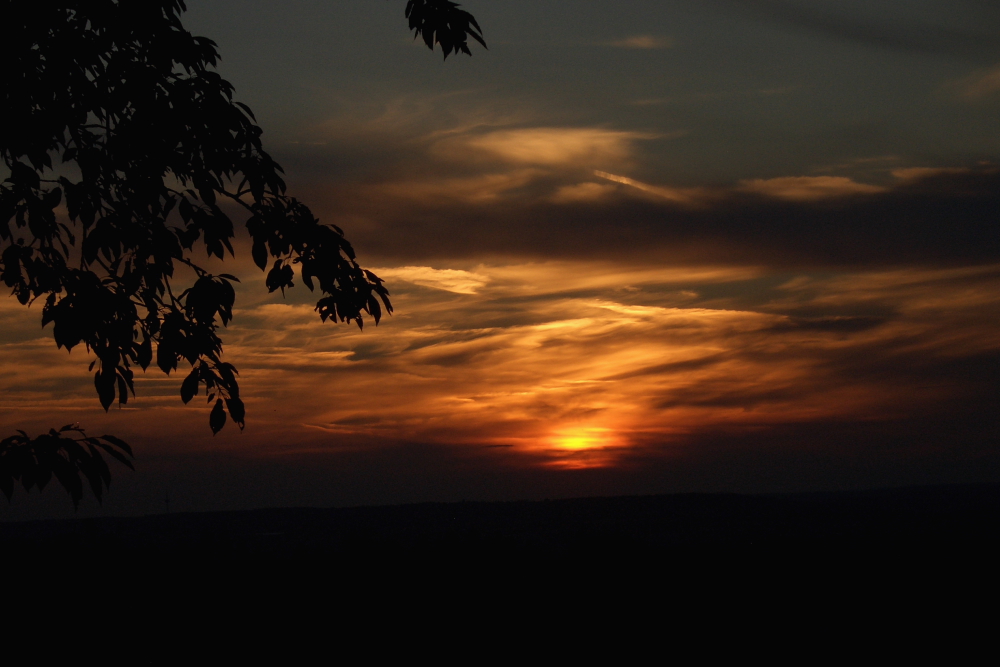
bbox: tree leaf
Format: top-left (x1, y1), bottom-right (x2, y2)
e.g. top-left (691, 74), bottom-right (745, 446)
top-left (95, 442), bottom-right (135, 471)
top-left (209, 399), bottom-right (226, 435)
top-left (100, 434), bottom-right (134, 457)
top-left (226, 396), bottom-right (246, 430)
top-left (94, 369), bottom-right (116, 412)
top-left (137, 336), bottom-right (153, 370)
top-left (180, 366), bottom-right (200, 404)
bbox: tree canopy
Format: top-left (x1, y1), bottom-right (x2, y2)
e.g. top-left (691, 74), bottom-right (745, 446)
top-left (0, 0), bottom-right (484, 502)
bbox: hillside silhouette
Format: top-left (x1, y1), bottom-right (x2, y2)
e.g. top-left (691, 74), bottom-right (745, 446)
top-left (5, 483), bottom-right (996, 645)
top-left (5, 483), bottom-right (997, 564)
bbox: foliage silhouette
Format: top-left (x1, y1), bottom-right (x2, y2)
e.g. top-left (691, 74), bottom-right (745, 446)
top-left (406, 0), bottom-right (487, 59)
top-left (0, 425), bottom-right (134, 508)
top-left (0, 0), bottom-right (483, 503)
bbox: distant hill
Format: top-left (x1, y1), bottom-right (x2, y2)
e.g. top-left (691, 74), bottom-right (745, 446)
top-left (5, 484), bottom-right (998, 639)
top-left (4, 483), bottom-right (998, 557)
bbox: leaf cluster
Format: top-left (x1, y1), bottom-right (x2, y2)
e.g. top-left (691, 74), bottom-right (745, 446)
top-left (406, 0), bottom-right (487, 59)
top-left (0, 1), bottom-right (403, 432)
top-left (0, 425), bottom-right (133, 508)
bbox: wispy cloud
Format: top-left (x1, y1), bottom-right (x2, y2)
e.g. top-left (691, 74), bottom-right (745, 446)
top-left (594, 170), bottom-right (709, 204)
top-left (715, 0), bottom-right (1000, 62)
top-left (455, 128), bottom-right (646, 167)
top-left (4, 262), bottom-right (997, 472)
top-left (605, 35), bottom-right (673, 49)
top-left (369, 266), bottom-right (490, 294)
top-left (952, 63), bottom-right (1000, 100)
top-left (738, 176), bottom-right (885, 200)
top-left (890, 167), bottom-right (972, 182)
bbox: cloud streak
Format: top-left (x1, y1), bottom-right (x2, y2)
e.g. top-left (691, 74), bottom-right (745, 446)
top-left (328, 160), bottom-right (1000, 268)
top-left (952, 63), bottom-right (1000, 100)
top-left (604, 35), bottom-right (673, 50)
top-left (737, 176), bottom-right (885, 200)
top-left (713, 0), bottom-right (1000, 63)
top-left (3, 260), bottom-right (996, 475)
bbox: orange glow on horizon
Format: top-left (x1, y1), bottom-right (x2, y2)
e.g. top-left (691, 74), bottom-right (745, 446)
top-left (1, 261), bottom-right (997, 475)
top-left (550, 426), bottom-right (617, 451)
top-left (543, 426), bottom-right (625, 469)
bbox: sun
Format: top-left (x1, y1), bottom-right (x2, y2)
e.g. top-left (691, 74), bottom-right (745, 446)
top-left (551, 426), bottom-right (615, 451)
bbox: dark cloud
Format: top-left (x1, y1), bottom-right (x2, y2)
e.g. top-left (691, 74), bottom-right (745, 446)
top-left (605, 353), bottom-right (731, 381)
top-left (713, 0), bottom-right (1000, 63)
top-left (765, 316), bottom-right (886, 333)
top-left (327, 167), bottom-right (1000, 269)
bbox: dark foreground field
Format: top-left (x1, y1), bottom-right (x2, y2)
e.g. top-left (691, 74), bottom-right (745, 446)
top-left (3, 484), bottom-right (998, 645)
top-left (4, 483), bottom-right (998, 570)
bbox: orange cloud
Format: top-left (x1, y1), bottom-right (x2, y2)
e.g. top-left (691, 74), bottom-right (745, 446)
top-left (549, 182), bottom-right (617, 203)
top-left (890, 167), bottom-right (972, 182)
top-left (457, 128), bottom-right (645, 167)
top-left (369, 266), bottom-right (489, 294)
top-left (5, 261), bottom-right (995, 473)
top-left (738, 176), bottom-right (885, 200)
top-left (593, 170), bottom-right (710, 205)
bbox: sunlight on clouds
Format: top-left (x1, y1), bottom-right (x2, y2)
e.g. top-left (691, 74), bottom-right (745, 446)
top-left (550, 182), bottom-right (617, 203)
top-left (594, 171), bottom-right (709, 204)
top-left (369, 266), bottom-right (489, 294)
top-left (461, 128), bottom-right (644, 167)
top-left (220, 262), bottom-right (998, 468)
top-left (776, 266), bottom-right (1000, 324)
top-left (545, 426), bottom-right (624, 469)
top-left (479, 261), bottom-right (761, 296)
top-left (2, 261), bottom-right (997, 471)
top-left (738, 176), bottom-right (885, 200)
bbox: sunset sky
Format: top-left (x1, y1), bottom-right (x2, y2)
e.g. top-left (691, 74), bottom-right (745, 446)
top-left (3, 0), bottom-right (999, 518)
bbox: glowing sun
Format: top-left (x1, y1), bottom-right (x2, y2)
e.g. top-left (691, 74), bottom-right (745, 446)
top-left (551, 427), bottom-right (615, 451)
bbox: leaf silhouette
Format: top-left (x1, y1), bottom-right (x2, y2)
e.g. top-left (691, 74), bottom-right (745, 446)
top-left (0, 428), bottom-right (133, 508)
top-left (209, 399), bottom-right (227, 435)
top-left (0, 0), bottom-right (477, 433)
top-left (406, 0), bottom-right (487, 59)
top-left (180, 367), bottom-right (200, 404)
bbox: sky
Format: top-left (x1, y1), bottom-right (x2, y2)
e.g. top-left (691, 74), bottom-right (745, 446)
top-left (2, 0), bottom-right (999, 518)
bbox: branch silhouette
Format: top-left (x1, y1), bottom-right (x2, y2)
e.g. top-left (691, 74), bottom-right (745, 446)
top-left (0, 425), bottom-right (133, 509)
top-left (406, 0), bottom-right (487, 59)
top-left (1, 0), bottom-right (483, 504)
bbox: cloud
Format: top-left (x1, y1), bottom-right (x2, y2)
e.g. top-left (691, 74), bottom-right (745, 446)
top-left (714, 0), bottom-right (1000, 62)
top-left (280, 114), bottom-right (1000, 270)
top-left (737, 176), bottom-right (885, 200)
top-left (10, 262), bottom-right (997, 444)
top-left (891, 167), bottom-right (972, 182)
top-left (594, 171), bottom-right (710, 205)
top-left (457, 128), bottom-right (644, 167)
top-left (605, 35), bottom-right (673, 50)
top-left (549, 182), bottom-right (618, 204)
top-left (370, 169), bottom-right (542, 204)
top-left (952, 64), bottom-right (1000, 99)
top-left (369, 266), bottom-right (490, 294)
top-left (3, 256), bottom-right (998, 506)
top-left (326, 162), bottom-right (1000, 268)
